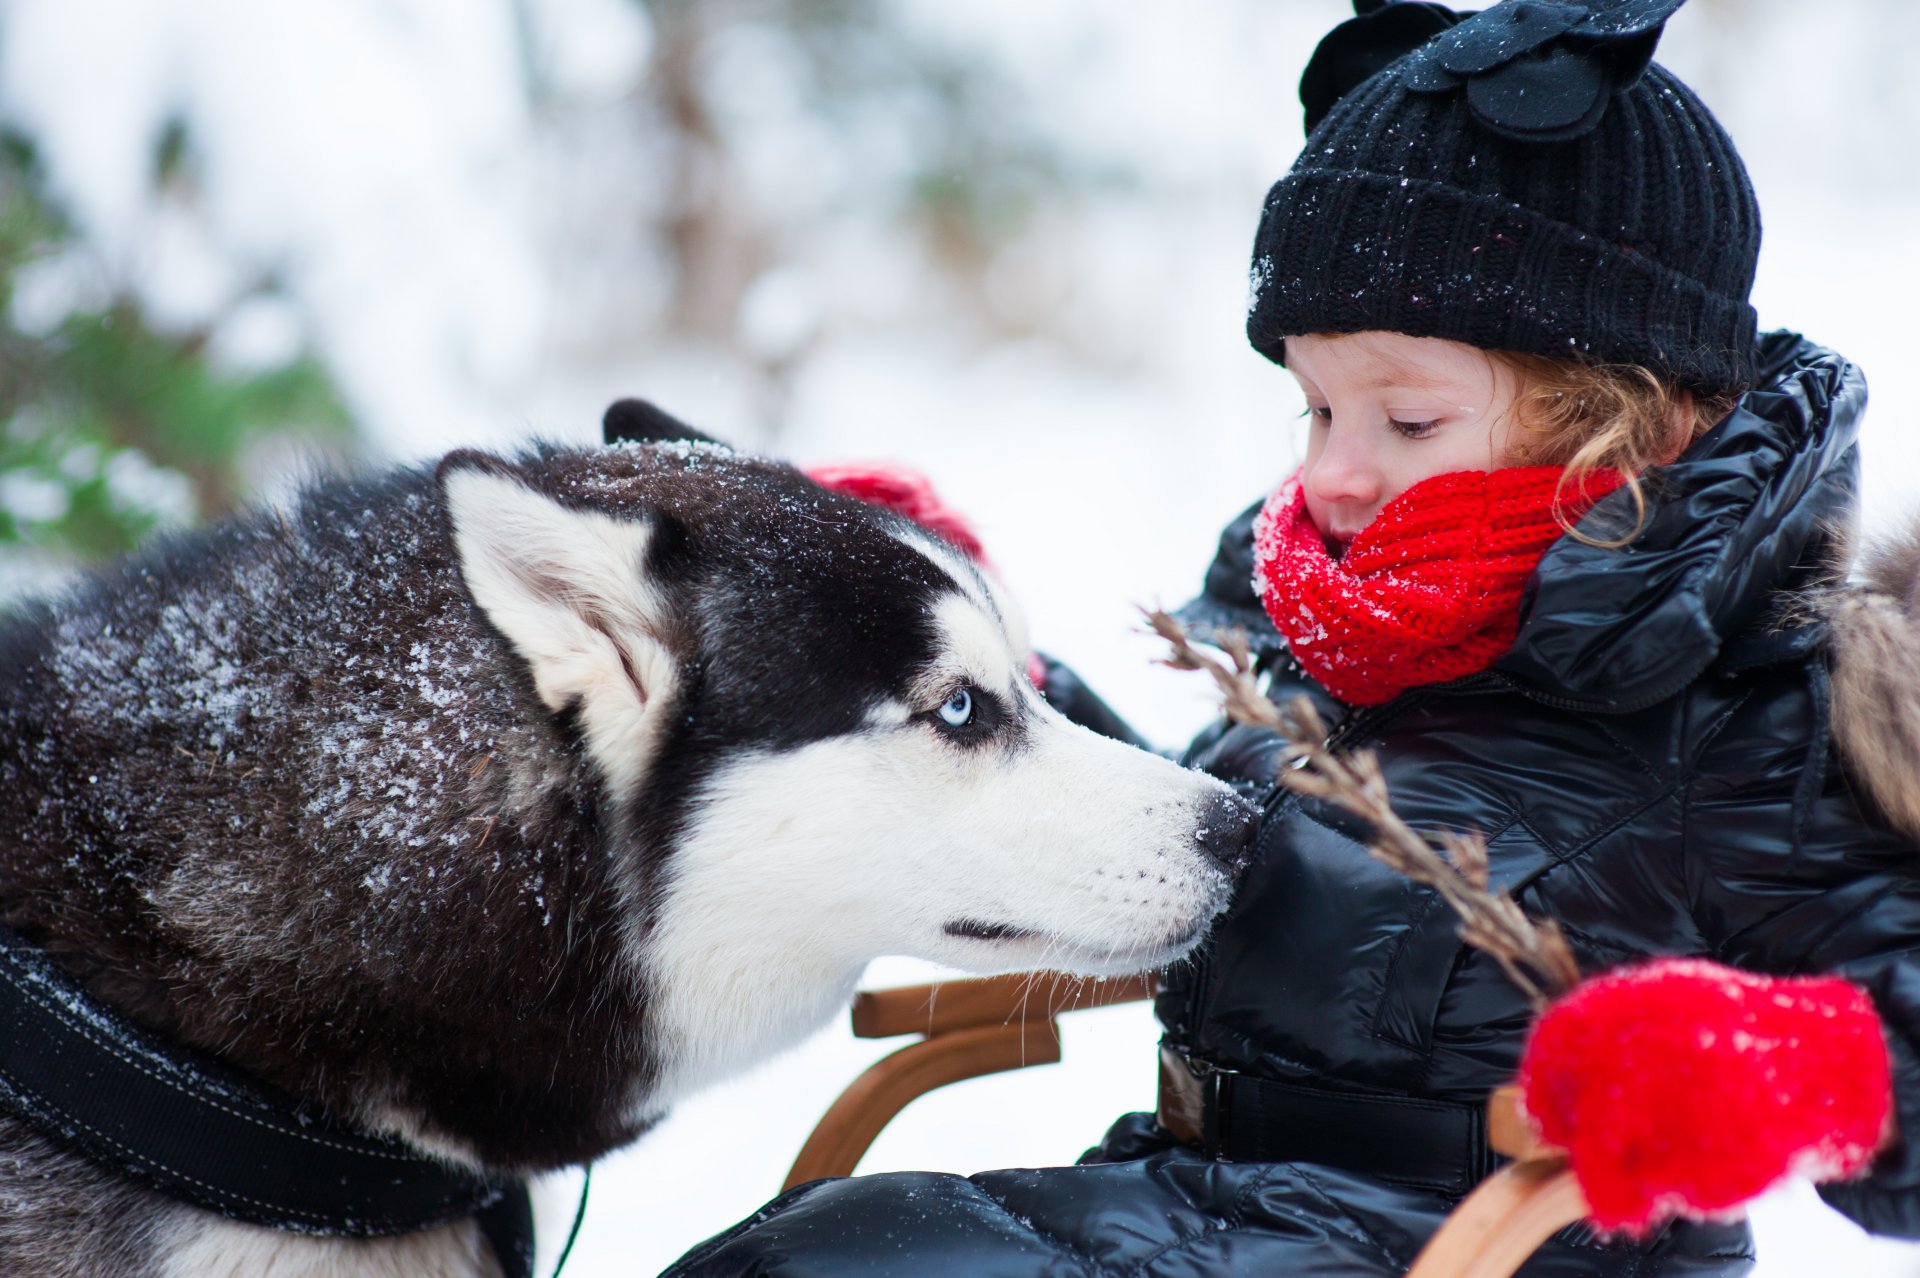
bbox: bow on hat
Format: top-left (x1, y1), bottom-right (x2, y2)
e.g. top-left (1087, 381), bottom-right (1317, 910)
top-left (1301, 0), bottom-right (1687, 141)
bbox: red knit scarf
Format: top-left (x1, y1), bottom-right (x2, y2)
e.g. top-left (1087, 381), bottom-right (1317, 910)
top-left (1252, 467), bottom-right (1627, 706)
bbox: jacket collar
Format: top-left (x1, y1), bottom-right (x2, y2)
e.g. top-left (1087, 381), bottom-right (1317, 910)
top-left (1496, 331), bottom-right (1861, 710)
top-left (1175, 331), bottom-right (1864, 711)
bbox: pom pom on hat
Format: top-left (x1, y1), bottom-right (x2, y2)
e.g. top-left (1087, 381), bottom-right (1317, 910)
top-left (1518, 957), bottom-right (1893, 1237)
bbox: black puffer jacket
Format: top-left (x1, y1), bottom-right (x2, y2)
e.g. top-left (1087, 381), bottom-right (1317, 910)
top-left (667, 334), bottom-right (1920, 1277)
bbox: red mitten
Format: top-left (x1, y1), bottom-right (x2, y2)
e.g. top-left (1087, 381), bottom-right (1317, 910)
top-left (1518, 957), bottom-right (1893, 1236)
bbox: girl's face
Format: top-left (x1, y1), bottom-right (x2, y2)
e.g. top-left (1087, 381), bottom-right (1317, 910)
top-left (1287, 331), bottom-right (1522, 552)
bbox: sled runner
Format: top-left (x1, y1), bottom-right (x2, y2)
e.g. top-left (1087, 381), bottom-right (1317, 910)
top-left (784, 971), bottom-right (1157, 1190)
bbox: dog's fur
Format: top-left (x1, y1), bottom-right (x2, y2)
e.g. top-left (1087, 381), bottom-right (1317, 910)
top-left (1824, 517), bottom-right (1920, 841)
top-left (0, 426), bottom-right (1247, 1276)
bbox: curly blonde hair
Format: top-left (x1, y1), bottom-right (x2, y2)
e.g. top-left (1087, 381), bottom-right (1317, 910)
top-left (1495, 352), bottom-right (1742, 547)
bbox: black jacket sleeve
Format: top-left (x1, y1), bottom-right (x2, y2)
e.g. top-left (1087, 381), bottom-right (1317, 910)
top-left (1181, 717), bottom-right (1293, 803)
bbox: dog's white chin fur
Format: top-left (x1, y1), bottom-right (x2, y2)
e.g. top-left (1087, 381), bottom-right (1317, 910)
top-left (636, 700), bottom-right (1237, 1118)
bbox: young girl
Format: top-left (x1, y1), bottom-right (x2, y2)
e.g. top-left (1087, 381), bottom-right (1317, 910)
top-left (668, 2), bottom-right (1920, 1274)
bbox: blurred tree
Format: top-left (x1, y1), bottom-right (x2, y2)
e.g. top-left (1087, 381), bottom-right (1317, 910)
top-left (626, 0), bottom-right (1125, 344)
top-left (0, 122), bottom-right (354, 587)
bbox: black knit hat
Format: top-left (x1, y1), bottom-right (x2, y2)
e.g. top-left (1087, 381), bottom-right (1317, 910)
top-left (1247, 0), bottom-right (1760, 394)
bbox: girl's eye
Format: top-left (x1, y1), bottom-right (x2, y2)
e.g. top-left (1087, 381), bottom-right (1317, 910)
top-left (937, 688), bottom-right (974, 728)
top-left (1389, 418), bottom-right (1440, 439)
top-left (1307, 405), bottom-right (1333, 423)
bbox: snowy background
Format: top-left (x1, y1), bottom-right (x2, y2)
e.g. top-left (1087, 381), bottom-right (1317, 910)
top-left (3, 0), bottom-right (1919, 1274)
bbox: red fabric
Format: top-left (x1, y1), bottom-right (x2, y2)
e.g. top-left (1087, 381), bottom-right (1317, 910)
top-left (806, 462), bottom-right (1045, 691)
top-left (1252, 466), bottom-right (1627, 705)
top-left (804, 463), bottom-right (991, 567)
top-left (1519, 958), bottom-right (1893, 1237)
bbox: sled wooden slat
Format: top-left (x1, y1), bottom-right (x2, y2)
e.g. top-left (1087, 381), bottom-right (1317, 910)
top-left (849, 971), bottom-right (1158, 1039)
top-left (1404, 1157), bottom-right (1587, 1278)
top-left (1484, 1083), bottom-right (1546, 1160)
top-left (785, 972), bottom-right (1157, 1190)
top-left (1403, 1085), bottom-right (1588, 1278)
top-left (784, 1021), bottom-right (1066, 1190)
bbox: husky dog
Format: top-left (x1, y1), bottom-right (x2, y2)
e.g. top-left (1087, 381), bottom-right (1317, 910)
top-left (0, 405), bottom-right (1251, 1277)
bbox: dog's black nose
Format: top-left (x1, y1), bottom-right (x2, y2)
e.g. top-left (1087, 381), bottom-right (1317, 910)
top-left (1194, 792), bottom-right (1259, 877)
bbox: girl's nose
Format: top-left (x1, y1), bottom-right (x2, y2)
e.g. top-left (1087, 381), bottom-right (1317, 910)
top-left (1305, 430), bottom-right (1383, 509)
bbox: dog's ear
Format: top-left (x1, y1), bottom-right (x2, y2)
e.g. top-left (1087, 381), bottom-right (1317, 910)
top-left (439, 457), bottom-right (677, 790)
top-left (603, 398), bottom-right (718, 448)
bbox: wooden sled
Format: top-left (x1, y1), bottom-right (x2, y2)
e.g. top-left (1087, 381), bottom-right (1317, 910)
top-left (789, 972), bottom-right (1591, 1278)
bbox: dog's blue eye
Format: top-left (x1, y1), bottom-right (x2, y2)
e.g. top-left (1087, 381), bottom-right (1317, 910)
top-left (937, 689), bottom-right (973, 727)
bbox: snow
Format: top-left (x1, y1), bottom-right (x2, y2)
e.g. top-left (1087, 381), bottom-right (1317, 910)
top-left (4, 0), bottom-right (1920, 1275)
top-left (0, 471), bottom-right (71, 524)
top-left (100, 450), bottom-right (196, 524)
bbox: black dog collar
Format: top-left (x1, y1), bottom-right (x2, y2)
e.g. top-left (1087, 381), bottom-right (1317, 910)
top-left (0, 923), bottom-right (532, 1275)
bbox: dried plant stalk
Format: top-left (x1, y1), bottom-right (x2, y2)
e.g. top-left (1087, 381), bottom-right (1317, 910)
top-left (1147, 609), bottom-right (1579, 1008)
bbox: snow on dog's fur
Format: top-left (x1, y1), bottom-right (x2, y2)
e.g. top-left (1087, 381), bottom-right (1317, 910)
top-left (0, 413), bottom-right (1249, 1276)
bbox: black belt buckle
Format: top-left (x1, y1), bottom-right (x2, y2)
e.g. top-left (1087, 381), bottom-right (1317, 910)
top-left (1159, 1045), bottom-right (1494, 1197)
top-left (1157, 1044), bottom-right (1227, 1156)
top-left (1200, 1061), bottom-right (1230, 1160)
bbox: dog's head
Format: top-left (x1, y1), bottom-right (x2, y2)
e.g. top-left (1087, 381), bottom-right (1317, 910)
top-left (440, 410), bottom-right (1250, 1100)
